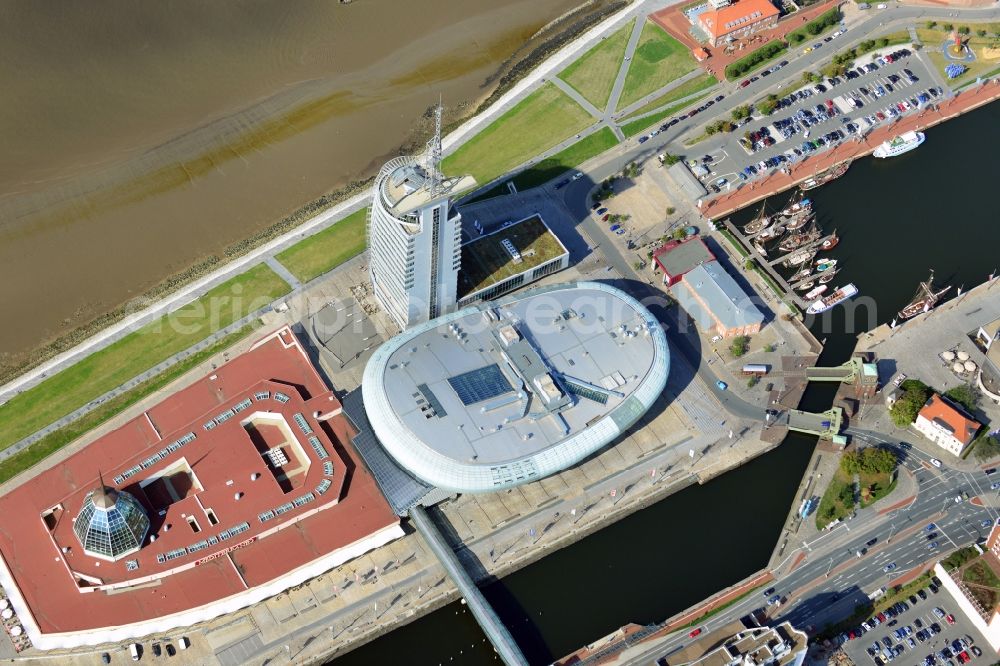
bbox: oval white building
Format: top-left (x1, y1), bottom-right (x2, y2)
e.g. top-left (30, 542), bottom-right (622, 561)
top-left (362, 281), bottom-right (670, 493)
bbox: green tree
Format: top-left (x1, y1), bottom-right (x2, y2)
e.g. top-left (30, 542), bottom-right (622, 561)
top-left (730, 335), bottom-right (750, 357)
top-left (731, 104), bottom-right (751, 121)
top-left (672, 228), bottom-right (687, 240)
top-left (660, 152), bottom-right (680, 166)
top-left (841, 450), bottom-right (861, 474)
top-left (942, 23), bottom-right (954, 32)
top-left (958, 26), bottom-right (970, 35)
top-left (666, 206), bottom-right (676, 216)
top-left (890, 384), bottom-right (932, 427)
top-left (877, 37), bottom-right (889, 48)
top-left (944, 384), bottom-right (979, 413)
top-left (977, 29), bottom-right (987, 38)
top-left (974, 434), bottom-right (1000, 461)
top-left (926, 20), bottom-right (937, 29)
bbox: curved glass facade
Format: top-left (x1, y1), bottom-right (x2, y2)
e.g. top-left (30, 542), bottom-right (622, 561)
top-left (73, 488), bottom-right (150, 561)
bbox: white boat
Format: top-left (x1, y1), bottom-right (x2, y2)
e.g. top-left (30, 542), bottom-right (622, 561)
top-left (873, 131), bottom-right (925, 158)
top-left (806, 283), bottom-right (859, 314)
top-left (805, 285), bottom-right (828, 300)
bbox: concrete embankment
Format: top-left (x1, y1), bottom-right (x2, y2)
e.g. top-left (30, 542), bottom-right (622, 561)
top-left (703, 81), bottom-right (1000, 220)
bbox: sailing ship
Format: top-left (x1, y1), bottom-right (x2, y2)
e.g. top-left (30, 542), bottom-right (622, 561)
top-left (897, 270), bottom-right (952, 320)
top-left (819, 231), bottom-right (839, 251)
top-left (784, 210), bottom-right (814, 231)
top-left (818, 268), bottom-right (839, 284)
top-left (795, 280), bottom-right (816, 291)
top-left (807, 283), bottom-right (859, 314)
top-left (777, 192), bottom-right (812, 218)
top-left (783, 248), bottom-right (816, 267)
top-left (778, 223), bottom-right (821, 252)
top-left (800, 160), bottom-right (851, 191)
top-left (753, 238), bottom-right (768, 257)
top-left (744, 206), bottom-right (771, 235)
top-left (756, 222), bottom-right (785, 242)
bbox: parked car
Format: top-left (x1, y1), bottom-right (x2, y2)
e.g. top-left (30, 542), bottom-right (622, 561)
top-left (717, 380), bottom-right (729, 391)
top-left (690, 627), bottom-right (703, 637)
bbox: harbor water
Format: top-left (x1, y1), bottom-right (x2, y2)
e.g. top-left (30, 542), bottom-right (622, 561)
top-left (331, 98), bottom-right (1000, 664)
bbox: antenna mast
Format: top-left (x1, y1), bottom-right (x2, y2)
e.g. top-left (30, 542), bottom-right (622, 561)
top-left (426, 97), bottom-right (443, 194)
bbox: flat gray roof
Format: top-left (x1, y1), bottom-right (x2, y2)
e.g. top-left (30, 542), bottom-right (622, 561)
top-left (654, 238), bottom-right (715, 277)
top-left (375, 284), bottom-right (659, 466)
top-left (674, 260), bottom-right (764, 331)
top-left (668, 162), bottom-right (708, 201)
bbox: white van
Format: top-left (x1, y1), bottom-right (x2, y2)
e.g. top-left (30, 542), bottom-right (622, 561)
top-left (129, 643), bottom-right (141, 661)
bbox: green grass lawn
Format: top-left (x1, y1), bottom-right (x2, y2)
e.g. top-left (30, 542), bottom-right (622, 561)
top-left (621, 73), bottom-right (718, 120)
top-left (859, 469), bottom-right (896, 507)
top-left (276, 208), bottom-right (367, 283)
top-left (616, 21), bottom-right (698, 111)
top-left (509, 127), bottom-right (619, 189)
top-left (559, 19), bottom-right (635, 110)
top-left (816, 467), bottom-right (855, 529)
top-left (620, 92), bottom-right (713, 137)
top-left (0, 264), bottom-right (290, 451)
top-left (0, 323), bottom-right (261, 484)
top-left (442, 83), bottom-right (594, 187)
top-left (918, 26), bottom-right (1000, 87)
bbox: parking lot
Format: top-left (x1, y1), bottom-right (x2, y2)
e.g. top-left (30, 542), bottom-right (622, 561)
top-left (839, 575), bottom-right (992, 666)
top-left (691, 44), bottom-right (942, 193)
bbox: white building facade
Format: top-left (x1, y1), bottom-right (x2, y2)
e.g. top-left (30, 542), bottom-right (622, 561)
top-left (368, 155), bottom-right (467, 330)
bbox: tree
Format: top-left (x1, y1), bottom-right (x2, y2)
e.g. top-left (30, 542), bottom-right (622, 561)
top-left (877, 37), bottom-right (889, 48)
top-left (672, 228), bottom-right (688, 240)
top-left (944, 384), bottom-right (979, 413)
top-left (926, 21), bottom-right (937, 29)
top-left (841, 447), bottom-right (897, 475)
top-left (958, 26), bottom-right (970, 35)
top-left (890, 384), bottom-right (932, 427)
top-left (666, 206), bottom-right (676, 216)
top-left (732, 105), bottom-right (751, 121)
top-left (977, 29), bottom-right (987, 37)
top-left (974, 434), bottom-right (1000, 461)
top-left (942, 23), bottom-right (954, 32)
top-left (660, 152), bottom-right (680, 166)
top-left (730, 335), bottom-right (750, 357)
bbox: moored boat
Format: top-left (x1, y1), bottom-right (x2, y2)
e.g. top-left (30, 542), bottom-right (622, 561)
top-left (744, 206), bottom-right (770, 234)
top-left (806, 283), bottom-right (859, 314)
top-left (898, 269), bottom-right (952, 320)
top-left (873, 131), bottom-right (925, 158)
top-left (819, 230), bottom-right (839, 251)
top-left (756, 223), bottom-right (785, 242)
top-left (753, 238), bottom-right (768, 257)
top-left (805, 285), bottom-right (828, 300)
top-left (818, 268), bottom-right (839, 284)
top-left (784, 248), bottom-right (816, 267)
top-left (796, 280), bottom-right (816, 291)
top-left (778, 192), bottom-right (812, 218)
top-left (778, 224), bottom-right (821, 252)
top-left (784, 210), bottom-right (814, 231)
top-left (815, 258), bottom-right (838, 272)
top-left (800, 160), bottom-right (851, 191)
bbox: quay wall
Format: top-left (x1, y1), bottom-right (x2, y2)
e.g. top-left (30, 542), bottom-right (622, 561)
top-left (703, 81), bottom-right (1000, 220)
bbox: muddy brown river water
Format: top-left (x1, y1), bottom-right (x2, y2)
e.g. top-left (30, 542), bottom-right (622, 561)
top-left (0, 0), bottom-right (584, 366)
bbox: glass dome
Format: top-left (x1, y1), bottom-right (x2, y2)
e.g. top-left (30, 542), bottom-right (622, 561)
top-left (73, 486), bottom-right (150, 561)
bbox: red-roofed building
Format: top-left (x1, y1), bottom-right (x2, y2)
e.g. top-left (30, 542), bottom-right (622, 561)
top-left (913, 393), bottom-right (982, 456)
top-left (698, 0), bottom-right (780, 47)
top-left (0, 326), bottom-right (403, 650)
top-left (652, 236), bottom-right (715, 286)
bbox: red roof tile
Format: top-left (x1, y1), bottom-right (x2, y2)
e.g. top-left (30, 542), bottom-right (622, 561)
top-left (918, 393), bottom-right (981, 445)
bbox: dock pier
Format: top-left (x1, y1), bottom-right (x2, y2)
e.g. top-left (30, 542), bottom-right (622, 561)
top-left (722, 218), bottom-right (809, 310)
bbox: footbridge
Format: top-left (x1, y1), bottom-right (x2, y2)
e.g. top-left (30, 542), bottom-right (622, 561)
top-left (409, 505), bottom-right (529, 666)
top-left (805, 356), bottom-right (879, 396)
top-left (775, 407), bottom-right (843, 439)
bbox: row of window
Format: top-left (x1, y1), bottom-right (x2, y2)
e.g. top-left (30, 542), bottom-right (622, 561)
top-left (113, 432), bottom-right (196, 485)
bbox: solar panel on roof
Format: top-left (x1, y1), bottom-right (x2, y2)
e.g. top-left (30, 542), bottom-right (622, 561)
top-left (447, 364), bottom-right (513, 405)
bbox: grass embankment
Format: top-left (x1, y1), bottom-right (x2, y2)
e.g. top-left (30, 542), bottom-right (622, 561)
top-left (621, 73), bottom-right (719, 120)
top-left (725, 40), bottom-right (787, 80)
top-left (962, 559), bottom-right (1000, 609)
top-left (0, 324), bottom-right (262, 485)
top-left (442, 83), bottom-right (594, 187)
top-left (559, 19), bottom-right (635, 109)
top-left (785, 9), bottom-right (842, 47)
top-left (0, 264), bottom-right (290, 451)
top-left (917, 25), bottom-right (1000, 86)
top-left (276, 209), bottom-right (368, 283)
top-left (617, 21), bottom-right (698, 110)
top-left (859, 469), bottom-right (897, 507)
top-left (460, 128), bottom-right (620, 202)
top-left (679, 583), bottom-right (767, 630)
top-left (816, 467), bottom-right (855, 529)
top-left (621, 92), bottom-right (714, 137)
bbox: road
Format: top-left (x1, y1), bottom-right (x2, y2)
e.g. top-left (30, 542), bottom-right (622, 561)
top-left (623, 439), bottom-right (999, 664)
